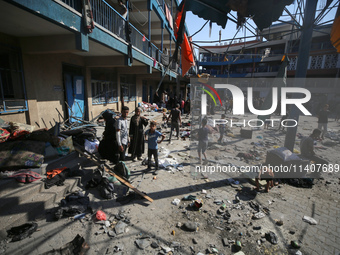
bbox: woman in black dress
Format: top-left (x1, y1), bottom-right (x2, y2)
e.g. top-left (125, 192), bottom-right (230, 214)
top-left (98, 110), bottom-right (119, 163)
top-left (129, 107), bottom-right (148, 161)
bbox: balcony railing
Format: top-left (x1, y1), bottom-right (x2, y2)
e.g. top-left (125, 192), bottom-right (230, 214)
top-left (288, 54), bottom-right (339, 71)
top-left (60, 0), bottom-right (165, 63)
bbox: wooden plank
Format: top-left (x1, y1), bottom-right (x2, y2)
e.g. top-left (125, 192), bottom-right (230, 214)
top-left (75, 147), bottom-right (153, 203)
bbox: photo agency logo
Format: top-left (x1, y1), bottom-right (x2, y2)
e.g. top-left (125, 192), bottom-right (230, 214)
top-left (199, 83), bottom-right (312, 128)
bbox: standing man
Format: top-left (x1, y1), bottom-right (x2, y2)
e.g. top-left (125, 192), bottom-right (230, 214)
top-left (116, 106), bottom-right (129, 161)
top-left (317, 104), bottom-right (329, 140)
top-left (167, 103), bottom-right (181, 142)
top-left (300, 129), bottom-right (328, 166)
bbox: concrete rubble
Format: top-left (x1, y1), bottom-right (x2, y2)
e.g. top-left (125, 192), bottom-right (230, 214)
top-left (0, 111), bottom-right (339, 254)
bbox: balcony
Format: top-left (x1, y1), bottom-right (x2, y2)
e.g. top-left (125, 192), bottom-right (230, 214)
top-left (288, 54), bottom-right (339, 71)
top-left (61, 0), bottom-right (163, 61)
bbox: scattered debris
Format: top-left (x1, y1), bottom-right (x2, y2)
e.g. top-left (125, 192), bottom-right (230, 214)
top-left (265, 231), bottom-right (278, 245)
top-left (7, 222), bottom-right (38, 242)
top-left (302, 216), bottom-right (318, 225)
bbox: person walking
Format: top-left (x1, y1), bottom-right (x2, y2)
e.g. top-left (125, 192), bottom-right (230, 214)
top-left (167, 103), bottom-right (181, 142)
top-left (317, 104), bottom-right (329, 139)
top-left (197, 118), bottom-right (209, 164)
top-left (300, 129), bottom-right (328, 166)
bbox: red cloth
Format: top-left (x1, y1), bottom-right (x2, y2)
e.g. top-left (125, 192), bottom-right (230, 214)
top-left (9, 130), bottom-right (30, 140)
top-left (174, 2), bottom-right (194, 76)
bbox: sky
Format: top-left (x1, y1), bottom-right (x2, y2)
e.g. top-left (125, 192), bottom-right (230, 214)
top-left (183, 0), bottom-right (338, 47)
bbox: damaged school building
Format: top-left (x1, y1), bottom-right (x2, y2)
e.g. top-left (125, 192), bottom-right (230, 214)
top-left (0, 0), bottom-right (192, 126)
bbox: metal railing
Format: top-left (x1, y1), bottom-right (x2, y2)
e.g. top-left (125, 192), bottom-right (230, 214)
top-left (61, 0), bottom-right (164, 64)
top-left (60, 0), bottom-right (82, 12)
top-left (129, 24), bottom-right (149, 55)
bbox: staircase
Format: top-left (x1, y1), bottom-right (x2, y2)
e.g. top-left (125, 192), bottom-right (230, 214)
top-left (0, 151), bottom-right (92, 239)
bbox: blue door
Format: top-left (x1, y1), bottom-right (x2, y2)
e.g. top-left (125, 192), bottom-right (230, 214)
top-left (65, 74), bottom-right (85, 123)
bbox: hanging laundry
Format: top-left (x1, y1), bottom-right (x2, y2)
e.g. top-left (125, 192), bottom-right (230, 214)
top-left (82, 0), bottom-right (95, 33)
top-left (165, 4), bottom-right (173, 29)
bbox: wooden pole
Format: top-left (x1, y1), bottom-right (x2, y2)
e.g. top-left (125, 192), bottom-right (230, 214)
top-left (75, 147), bottom-right (154, 203)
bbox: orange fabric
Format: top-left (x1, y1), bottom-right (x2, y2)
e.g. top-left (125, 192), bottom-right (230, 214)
top-left (46, 167), bottom-right (68, 179)
top-left (331, 5), bottom-right (340, 53)
top-left (181, 33), bottom-right (194, 76)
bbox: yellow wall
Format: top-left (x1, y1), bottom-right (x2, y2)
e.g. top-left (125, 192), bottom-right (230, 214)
top-left (22, 53), bottom-right (85, 127)
top-left (0, 112), bottom-right (27, 125)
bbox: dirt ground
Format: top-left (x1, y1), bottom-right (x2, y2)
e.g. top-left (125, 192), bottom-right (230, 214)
top-left (1, 111), bottom-right (340, 255)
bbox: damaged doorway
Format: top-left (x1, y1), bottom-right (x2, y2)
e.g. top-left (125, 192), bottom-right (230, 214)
top-left (63, 64), bottom-right (86, 123)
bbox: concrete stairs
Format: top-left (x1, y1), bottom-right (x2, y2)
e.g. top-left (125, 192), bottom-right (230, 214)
top-left (0, 151), bottom-right (92, 239)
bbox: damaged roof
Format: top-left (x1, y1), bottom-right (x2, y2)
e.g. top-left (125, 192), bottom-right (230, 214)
top-left (184, 0), bottom-right (294, 30)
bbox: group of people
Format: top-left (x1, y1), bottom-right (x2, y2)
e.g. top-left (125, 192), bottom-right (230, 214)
top-left (99, 104), bottom-right (183, 174)
top-left (194, 109), bottom-right (329, 193)
top-left (153, 91), bottom-right (190, 114)
top-left (99, 106), bottom-right (164, 174)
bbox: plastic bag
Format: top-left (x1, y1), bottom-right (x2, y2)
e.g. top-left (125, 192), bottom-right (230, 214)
top-left (84, 139), bottom-right (99, 154)
top-left (96, 210), bottom-right (106, 221)
top-left (59, 136), bottom-right (75, 152)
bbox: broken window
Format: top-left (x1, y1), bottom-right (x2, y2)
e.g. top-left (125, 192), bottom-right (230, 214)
top-left (91, 69), bottom-right (118, 104)
top-left (0, 44), bottom-right (27, 113)
top-left (120, 75), bottom-right (136, 102)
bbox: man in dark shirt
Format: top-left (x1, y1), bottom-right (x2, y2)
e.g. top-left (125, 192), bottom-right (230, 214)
top-left (167, 104), bottom-right (181, 142)
top-left (198, 118), bottom-right (209, 164)
top-left (317, 104), bottom-right (329, 139)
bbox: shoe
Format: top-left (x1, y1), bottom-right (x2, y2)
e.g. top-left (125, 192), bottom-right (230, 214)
top-left (137, 157), bottom-right (143, 161)
top-left (132, 158), bottom-right (137, 162)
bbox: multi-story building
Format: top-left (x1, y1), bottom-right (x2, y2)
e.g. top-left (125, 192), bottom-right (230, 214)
top-left (197, 22), bottom-right (340, 104)
top-left (0, 0), bottom-right (189, 126)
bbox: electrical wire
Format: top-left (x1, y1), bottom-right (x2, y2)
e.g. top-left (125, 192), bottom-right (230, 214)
top-left (191, 20), bottom-right (209, 37)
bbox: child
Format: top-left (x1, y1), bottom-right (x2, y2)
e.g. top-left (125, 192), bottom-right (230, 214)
top-left (145, 121), bottom-right (165, 174)
top-left (217, 114), bottom-right (226, 144)
top-left (197, 118), bottom-right (209, 164)
top-left (255, 166), bottom-right (274, 192)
